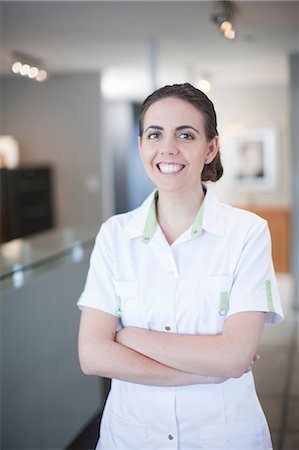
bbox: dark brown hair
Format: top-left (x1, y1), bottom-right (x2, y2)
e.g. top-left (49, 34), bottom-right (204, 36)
top-left (138, 82), bottom-right (223, 182)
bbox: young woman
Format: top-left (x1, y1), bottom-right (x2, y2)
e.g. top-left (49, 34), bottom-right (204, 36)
top-left (78, 83), bottom-right (283, 449)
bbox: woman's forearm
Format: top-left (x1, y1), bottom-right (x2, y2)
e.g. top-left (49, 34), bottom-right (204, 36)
top-left (80, 337), bottom-right (226, 386)
top-left (78, 308), bottom-right (226, 386)
top-left (116, 312), bottom-right (265, 378)
top-left (116, 328), bottom-right (228, 377)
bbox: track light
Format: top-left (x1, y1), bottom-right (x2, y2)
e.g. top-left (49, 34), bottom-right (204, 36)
top-left (11, 52), bottom-right (48, 82)
top-left (211, 1), bottom-right (237, 40)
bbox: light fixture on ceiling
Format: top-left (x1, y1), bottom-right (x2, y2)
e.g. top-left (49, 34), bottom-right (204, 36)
top-left (11, 52), bottom-right (48, 82)
top-left (211, 1), bottom-right (237, 40)
top-left (194, 69), bottom-right (212, 93)
top-left (196, 75), bottom-right (212, 93)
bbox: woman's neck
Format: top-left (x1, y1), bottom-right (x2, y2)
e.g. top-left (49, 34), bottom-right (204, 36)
top-left (156, 186), bottom-right (205, 245)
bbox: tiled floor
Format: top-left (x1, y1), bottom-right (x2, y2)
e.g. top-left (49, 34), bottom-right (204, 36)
top-left (68, 274), bottom-right (299, 450)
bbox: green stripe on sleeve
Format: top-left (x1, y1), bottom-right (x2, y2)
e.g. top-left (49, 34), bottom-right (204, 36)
top-left (219, 291), bottom-right (229, 316)
top-left (265, 279), bottom-right (275, 312)
top-left (115, 295), bottom-right (122, 314)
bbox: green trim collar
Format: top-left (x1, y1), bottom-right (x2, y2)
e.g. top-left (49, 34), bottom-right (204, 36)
top-left (141, 191), bottom-right (205, 245)
top-left (142, 191), bottom-right (158, 244)
top-left (191, 201), bottom-right (205, 238)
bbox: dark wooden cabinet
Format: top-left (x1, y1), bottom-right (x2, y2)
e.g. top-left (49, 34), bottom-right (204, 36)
top-left (0, 166), bottom-right (54, 243)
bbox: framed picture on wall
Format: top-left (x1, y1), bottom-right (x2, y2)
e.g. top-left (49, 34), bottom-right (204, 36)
top-left (230, 127), bottom-right (279, 192)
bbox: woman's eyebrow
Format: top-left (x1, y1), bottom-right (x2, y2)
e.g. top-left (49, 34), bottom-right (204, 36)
top-left (144, 125), bottom-right (163, 133)
top-left (144, 125), bottom-right (199, 134)
top-left (176, 125), bottom-right (199, 134)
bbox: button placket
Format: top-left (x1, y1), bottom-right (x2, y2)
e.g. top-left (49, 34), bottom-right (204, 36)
top-left (162, 247), bottom-right (179, 278)
top-left (156, 247), bottom-right (179, 335)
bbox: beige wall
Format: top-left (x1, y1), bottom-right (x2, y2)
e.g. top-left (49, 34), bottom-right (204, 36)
top-left (209, 84), bottom-right (290, 206)
top-left (1, 73), bottom-right (103, 228)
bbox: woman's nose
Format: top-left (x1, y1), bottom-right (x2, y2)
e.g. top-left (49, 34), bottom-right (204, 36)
top-left (160, 138), bottom-right (178, 156)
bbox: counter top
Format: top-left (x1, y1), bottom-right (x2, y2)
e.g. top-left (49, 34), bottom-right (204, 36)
top-left (0, 226), bottom-right (98, 280)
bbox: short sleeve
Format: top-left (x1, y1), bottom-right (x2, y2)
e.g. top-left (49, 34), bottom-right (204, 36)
top-left (77, 222), bottom-right (119, 317)
top-left (227, 220), bottom-right (284, 324)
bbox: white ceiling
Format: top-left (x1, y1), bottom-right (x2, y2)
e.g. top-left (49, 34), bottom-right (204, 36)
top-left (1, 0), bottom-right (298, 99)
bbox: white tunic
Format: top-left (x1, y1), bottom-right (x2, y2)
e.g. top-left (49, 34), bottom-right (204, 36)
top-left (78, 188), bottom-right (283, 450)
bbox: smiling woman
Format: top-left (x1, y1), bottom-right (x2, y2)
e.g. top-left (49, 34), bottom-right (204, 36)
top-left (77, 83), bottom-right (283, 450)
top-left (138, 84), bottom-right (223, 184)
top-left (137, 96), bottom-right (219, 207)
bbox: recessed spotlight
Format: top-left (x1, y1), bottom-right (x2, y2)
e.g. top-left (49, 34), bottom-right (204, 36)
top-left (196, 79), bottom-right (211, 93)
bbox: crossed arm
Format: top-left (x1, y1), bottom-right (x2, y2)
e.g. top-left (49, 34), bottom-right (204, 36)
top-left (78, 307), bottom-right (265, 387)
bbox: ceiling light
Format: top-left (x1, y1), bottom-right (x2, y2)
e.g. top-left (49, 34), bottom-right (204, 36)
top-left (196, 79), bottom-right (212, 93)
top-left (11, 51), bottom-right (48, 82)
top-left (20, 64), bottom-right (30, 76)
top-left (224, 29), bottom-right (236, 40)
top-left (28, 67), bottom-right (39, 79)
top-left (211, 1), bottom-right (237, 40)
top-left (12, 61), bottom-right (22, 74)
top-left (220, 20), bottom-right (232, 32)
top-left (36, 70), bottom-right (48, 82)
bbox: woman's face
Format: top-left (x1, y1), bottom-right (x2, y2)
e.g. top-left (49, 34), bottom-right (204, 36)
top-left (138, 97), bottom-right (218, 195)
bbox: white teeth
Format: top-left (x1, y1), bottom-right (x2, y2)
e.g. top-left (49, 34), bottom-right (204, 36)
top-left (158, 163), bottom-right (184, 174)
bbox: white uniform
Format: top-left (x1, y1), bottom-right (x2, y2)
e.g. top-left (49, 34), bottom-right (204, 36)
top-left (78, 187), bottom-right (283, 450)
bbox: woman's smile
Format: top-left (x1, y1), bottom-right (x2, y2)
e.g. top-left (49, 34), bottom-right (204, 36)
top-left (156, 162), bottom-right (186, 174)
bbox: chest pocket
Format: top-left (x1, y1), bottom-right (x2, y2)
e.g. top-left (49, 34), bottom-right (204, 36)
top-left (201, 275), bottom-right (234, 333)
top-left (115, 280), bottom-right (141, 327)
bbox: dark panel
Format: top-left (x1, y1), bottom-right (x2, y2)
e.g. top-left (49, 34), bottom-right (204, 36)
top-left (0, 166), bottom-right (54, 242)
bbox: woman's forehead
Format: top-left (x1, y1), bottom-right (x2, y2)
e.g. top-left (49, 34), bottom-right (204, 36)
top-left (144, 97), bottom-right (204, 125)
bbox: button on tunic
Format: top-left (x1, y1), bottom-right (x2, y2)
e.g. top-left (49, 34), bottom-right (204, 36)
top-left (78, 188), bottom-right (283, 449)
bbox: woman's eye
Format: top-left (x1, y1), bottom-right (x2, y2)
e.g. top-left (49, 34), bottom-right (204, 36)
top-left (179, 132), bottom-right (194, 140)
top-left (147, 132), bottom-right (160, 140)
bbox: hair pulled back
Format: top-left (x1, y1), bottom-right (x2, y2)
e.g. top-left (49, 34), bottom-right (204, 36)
top-left (138, 83), bottom-right (223, 182)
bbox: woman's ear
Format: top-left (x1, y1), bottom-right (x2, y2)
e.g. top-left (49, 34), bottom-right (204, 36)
top-left (206, 136), bottom-right (219, 163)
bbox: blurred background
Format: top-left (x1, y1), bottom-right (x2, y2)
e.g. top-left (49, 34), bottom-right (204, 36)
top-left (0, 1), bottom-right (298, 449)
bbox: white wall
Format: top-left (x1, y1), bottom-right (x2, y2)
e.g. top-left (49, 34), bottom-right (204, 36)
top-left (208, 84), bottom-right (290, 206)
top-left (1, 73), bottom-right (103, 228)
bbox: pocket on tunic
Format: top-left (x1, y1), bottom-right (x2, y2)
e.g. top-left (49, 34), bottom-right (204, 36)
top-left (199, 419), bottom-right (266, 449)
top-left (99, 412), bottom-right (148, 449)
top-left (114, 280), bottom-right (141, 326)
